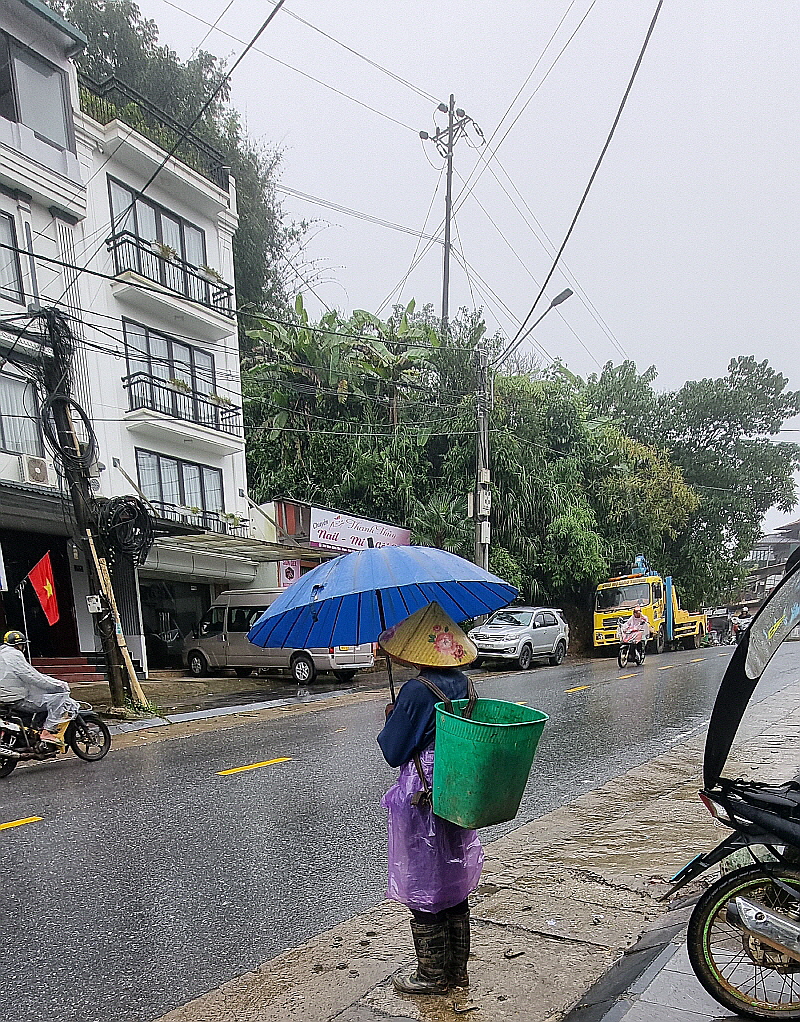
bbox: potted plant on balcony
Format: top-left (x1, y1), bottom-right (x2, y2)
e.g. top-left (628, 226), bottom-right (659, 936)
top-left (199, 264), bottom-right (224, 283)
top-left (167, 377), bottom-right (192, 394)
top-left (220, 511), bottom-right (243, 529)
top-left (152, 241), bottom-right (179, 262)
top-left (208, 392), bottom-right (234, 408)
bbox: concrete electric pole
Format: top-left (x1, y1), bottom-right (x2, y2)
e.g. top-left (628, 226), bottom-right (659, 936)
top-left (419, 96), bottom-right (484, 338)
top-left (474, 343), bottom-right (491, 570)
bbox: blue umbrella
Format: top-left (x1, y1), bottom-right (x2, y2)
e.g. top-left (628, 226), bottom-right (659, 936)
top-left (247, 545), bottom-right (517, 673)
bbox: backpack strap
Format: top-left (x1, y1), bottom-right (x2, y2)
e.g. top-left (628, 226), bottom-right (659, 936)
top-left (416, 671), bottom-right (478, 720)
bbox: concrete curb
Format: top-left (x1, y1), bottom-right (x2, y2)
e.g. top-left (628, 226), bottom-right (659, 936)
top-left (560, 899), bottom-right (698, 1022)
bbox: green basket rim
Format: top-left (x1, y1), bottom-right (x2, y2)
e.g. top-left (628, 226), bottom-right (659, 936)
top-left (435, 699), bottom-right (549, 728)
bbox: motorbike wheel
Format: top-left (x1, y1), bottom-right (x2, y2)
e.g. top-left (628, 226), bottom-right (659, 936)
top-left (617, 645), bottom-right (629, 668)
top-left (636, 646), bottom-right (646, 666)
top-left (687, 864), bottom-right (800, 1019)
top-left (0, 756), bottom-right (17, 778)
top-left (67, 714), bottom-right (112, 762)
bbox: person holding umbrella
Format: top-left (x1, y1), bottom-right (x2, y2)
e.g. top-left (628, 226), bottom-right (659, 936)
top-left (377, 602), bottom-right (484, 996)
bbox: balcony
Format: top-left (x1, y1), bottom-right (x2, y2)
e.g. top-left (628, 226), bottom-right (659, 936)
top-left (149, 500), bottom-right (250, 538)
top-left (107, 232), bottom-right (234, 341)
top-left (123, 373), bottom-right (244, 454)
top-left (79, 75), bottom-right (228, 190)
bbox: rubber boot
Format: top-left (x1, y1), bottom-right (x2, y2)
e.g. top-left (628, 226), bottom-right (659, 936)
top-left (392, 921), bottom-right (449, 995)
top-left (446, 911), bottom-right (470, 987)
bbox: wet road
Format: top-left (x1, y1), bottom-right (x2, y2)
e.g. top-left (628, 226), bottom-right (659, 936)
top-left (1, 644), bottom-right (798, 1021)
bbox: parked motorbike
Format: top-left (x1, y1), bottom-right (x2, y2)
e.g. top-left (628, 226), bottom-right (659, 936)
top-left (0, 704), bottom-right (111, 778)
top-left (666, 558), bottom-right (800, 1019)
top-left (617, 639), bottom-right (646, 668)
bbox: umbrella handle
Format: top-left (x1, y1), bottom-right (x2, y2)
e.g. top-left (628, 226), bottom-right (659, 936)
top-left (375, 589), bottom-right (397, 702)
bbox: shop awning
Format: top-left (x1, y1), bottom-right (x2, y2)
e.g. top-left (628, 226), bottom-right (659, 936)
top-left (150, 531), bottom-right (341, 564)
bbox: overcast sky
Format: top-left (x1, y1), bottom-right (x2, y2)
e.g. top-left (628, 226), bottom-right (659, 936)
top-left (134, 0), bottom-right (800, 526)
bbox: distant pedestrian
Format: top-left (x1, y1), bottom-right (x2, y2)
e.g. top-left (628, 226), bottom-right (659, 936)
top-left (377, 603), bottom-right (484, 995)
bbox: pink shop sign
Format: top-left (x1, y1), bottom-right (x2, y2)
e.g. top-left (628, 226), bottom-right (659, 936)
top-left (309, 508), bottom-right (410, 553)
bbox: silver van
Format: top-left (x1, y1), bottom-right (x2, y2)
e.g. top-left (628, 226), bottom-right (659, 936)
top-left (182, 588), bottom-right (374, 684)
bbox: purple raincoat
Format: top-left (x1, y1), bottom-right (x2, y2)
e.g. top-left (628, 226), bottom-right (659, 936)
top-left (381, 749), bottom-right (484, 914)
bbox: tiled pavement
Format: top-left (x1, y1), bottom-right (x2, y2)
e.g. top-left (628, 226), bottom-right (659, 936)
top-left (563, 898), bottom-right (738, 1022)
top-left (608, 939), bottom-right (735, 1022)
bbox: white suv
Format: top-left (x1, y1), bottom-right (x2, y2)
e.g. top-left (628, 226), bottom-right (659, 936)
top-left (468, 606), bottom-right (569, 670)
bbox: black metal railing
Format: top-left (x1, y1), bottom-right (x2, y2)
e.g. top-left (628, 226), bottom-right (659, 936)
top-left (149, 499), bottom-right (250, 538)
top-left (79, 74), bottom-right (228, 189)
top-left (123, 372), bottom-right (242, 438)
top-left (108, 232), bottom-right (234, 316)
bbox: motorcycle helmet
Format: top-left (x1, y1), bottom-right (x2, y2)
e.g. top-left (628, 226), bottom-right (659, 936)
top-left (3, 630), bottom-right (26, 648)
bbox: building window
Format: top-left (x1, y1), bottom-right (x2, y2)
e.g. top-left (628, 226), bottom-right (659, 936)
top-left (136, 449), bottom-right (223, 513)
top-left (0, 34), bottom-right (72, 151)
top-left (0, 375), bottom-right (42, 455)
top-left (108, 178), bottom-right (206, 268)
top-left (123, 320), bottom-right (215, 397)
top-left (0, 214), bottom-right (23, 303)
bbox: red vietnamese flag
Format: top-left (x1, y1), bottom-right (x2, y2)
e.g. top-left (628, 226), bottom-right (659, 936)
top-left (27, 552), bottom-right (59, 626)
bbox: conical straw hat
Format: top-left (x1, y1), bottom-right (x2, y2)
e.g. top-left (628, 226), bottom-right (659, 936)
top-left (378, 602), bottom-right (477, 668)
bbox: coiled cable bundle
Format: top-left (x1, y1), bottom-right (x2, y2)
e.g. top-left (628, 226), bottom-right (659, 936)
top-left (96, 495), bottom-right (155, 565)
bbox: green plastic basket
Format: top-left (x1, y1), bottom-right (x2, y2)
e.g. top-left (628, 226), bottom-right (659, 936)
top-left (432, 698), bottom-right (548, 829)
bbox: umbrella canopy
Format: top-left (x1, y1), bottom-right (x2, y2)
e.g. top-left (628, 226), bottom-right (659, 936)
top-left (247, 545), bottom-right (518, 650)
top-left (704, 558), bottom-right (800, 788)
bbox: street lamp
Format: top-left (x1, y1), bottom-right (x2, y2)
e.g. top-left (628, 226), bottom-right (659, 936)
top-left (493, 289), bottom-right (573, 368)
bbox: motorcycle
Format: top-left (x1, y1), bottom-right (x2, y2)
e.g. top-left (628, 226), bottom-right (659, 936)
top-left (617, 638), bottom-right (646, 668)
top-left (665, 558), bottom-right (800, 1019)
top-left (0, 704), bottom-right (111, 778)
top-left (617, 618), bottom-right (648, 668)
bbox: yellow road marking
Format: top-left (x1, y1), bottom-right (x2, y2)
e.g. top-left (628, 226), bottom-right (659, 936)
top-left (515, 701), bottom-right (528, 705)
top-left (618, 673), bottom-right (638, 679)
top-left (333, 728), bottom-right (347, 733)
top-left (690, 657), bottom-right (706, 663)
top-left (658, 665), bottom-right (676, 671)
top-left (564, 686), bottom-right (590, 693)
top-left (718, 652), bottom-right (729, 656)
top-left (0, 816), bottom-right (42, 831)
top-left (218, 757), bottom-right (291, 776)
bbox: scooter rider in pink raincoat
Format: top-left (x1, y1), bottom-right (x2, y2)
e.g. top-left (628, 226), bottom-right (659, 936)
top-left (618, 606), bottom-right (651, 660)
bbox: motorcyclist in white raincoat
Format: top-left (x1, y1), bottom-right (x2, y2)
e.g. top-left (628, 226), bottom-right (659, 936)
top-left (0, 631), bottom-right (79, 745)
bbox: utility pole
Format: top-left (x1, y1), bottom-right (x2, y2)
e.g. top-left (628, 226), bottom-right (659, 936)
top-left (419, 97), bottom-right (483, 338)
top-left (38, 309), bottom-right (128, 707)
top-left (474, 344), bottom-right (491, 570)
top-left (441, 94), bottom-right (455, 336)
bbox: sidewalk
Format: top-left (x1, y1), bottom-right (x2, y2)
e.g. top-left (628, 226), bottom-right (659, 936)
top-left (151, 676), bottom-right (800, 1022)
top-left (566, 932), bottom-right (736, 1022)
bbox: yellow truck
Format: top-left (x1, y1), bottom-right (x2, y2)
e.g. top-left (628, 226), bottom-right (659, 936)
top-left (593, 569), bottom-right (707, 653)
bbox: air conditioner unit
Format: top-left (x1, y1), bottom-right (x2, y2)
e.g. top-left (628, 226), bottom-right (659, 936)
top-left (21, 455), bottom-right (56, 488)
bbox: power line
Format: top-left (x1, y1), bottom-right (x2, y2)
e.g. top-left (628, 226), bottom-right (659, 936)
top-left (0, 241), bottom-right (482, 363)
top-left (496, 0), bottom-right (666, 367)
top-left (489, 158), bottom-right (628, 358)
top-left (450, 0), bottom-right (599, 226)
top-left (189, 0), bottom-right (239, 58)
top-left (278, 6), bottom-right (441, 104)
top-left (377, 169), bottom-right (445, 315)
top-left (376, 0), bottom-right (596, 327)
top-left (276, 185), bottom-right (444, 242)
top-left (157, 0), bottom-right (420, 133)
top-left (60, 0), bottom-right (292, 316)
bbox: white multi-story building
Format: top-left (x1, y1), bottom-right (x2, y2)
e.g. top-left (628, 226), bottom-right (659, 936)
top-left (0, 0), bottom-right (93, 671)
top-left (0, 0), bottom-right (291, 679)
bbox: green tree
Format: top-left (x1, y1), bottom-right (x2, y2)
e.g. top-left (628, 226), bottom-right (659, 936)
top-left (583, 356), bottom-right (800, 607)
